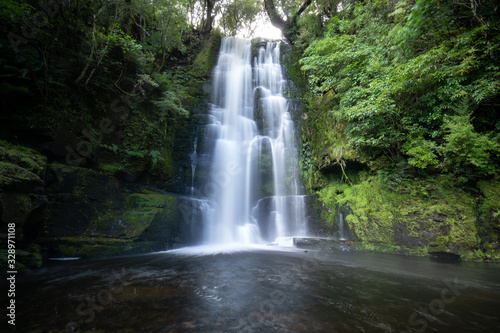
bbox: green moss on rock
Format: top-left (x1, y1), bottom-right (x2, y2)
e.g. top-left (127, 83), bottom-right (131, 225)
top-left (127, 193), bottom-right (177, 208)
top-left (86, 208), bottom-right (161, 239)
top-left (318, 175), bottom-right (483, 260)
top-left (477, 178), bottom-right (500, 260)
top-left (0, 140), bottom-right (47, 177)
top-left (0, 162), bottom-right (44, 192)
top-left (190, 33), bottom-right (222, 78)
top-left (47, 237), bottom-right (158, 258)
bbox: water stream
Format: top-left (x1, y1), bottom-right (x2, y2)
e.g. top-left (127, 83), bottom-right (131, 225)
top-left (6, 250), bottom-right (500, 332)
top-left (197, 38), bottom-right (307, 245)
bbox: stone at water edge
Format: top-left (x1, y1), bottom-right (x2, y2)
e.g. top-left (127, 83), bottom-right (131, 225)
top-left (293, 237), bottom-right (353, 251)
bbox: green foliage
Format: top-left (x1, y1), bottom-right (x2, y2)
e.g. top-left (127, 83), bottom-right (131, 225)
top-left (0, 0), bottom-right (218, 181)
top-left (440, 101), bottom-right (500, 176)
top-left (318, 174), bottom-right (484, 259)
top-left (152, 75), bottom-right (189, 117)
top-left (96, 24), bottom-right (143, 56)
top-left (402, 136), bottom-right (438, 168)
top-left (298, 0), bottom-right (500, 186)
top-left (219, 0), bottom-right (261, 36)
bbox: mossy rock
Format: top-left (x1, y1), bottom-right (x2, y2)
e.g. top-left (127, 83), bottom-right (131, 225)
top-left (46, 237), bottom-right (159, 258)
top-left (0, 244), bottom-right (42, 275)
top-left (0, 161), bottom-right (44, 193)
top-left (86, 208), bottom-right (161, 239)
top-left (0, 251), bottom-right (31, 275)
top-left (477, 179), bottom-right (500, 242)
top-left (96, 163), bottom-right (123, 176)
top-left (0, 141), bottom-right (47, 177)
top-left (46, 163), bottom-right (122, 203)
top-left (190, 32), bottom-right (222, 78)
top-left (0, 193), bottom-right (47, 243)
top-left (16, 244), bottom-right (43, 269)
top-left (319, 175), bottom-right (482, 260)
top-left (0, 193), bottom-right (33, 224)
top-left (127, 193), bottom-right (177, 211)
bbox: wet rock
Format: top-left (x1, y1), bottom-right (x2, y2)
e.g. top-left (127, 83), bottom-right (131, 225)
top-left (428, 251), bottom-right (461, 261)
top-left (293, 237), bottom-right (324, 247)
top-left (433, 214), bottom-right (448, 222)
top-left (0, 162), bottom-right (44, 193)
top-left (293, 237), bottom-right (346, 251)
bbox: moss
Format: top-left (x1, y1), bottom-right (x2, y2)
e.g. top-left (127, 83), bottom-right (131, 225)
top-left (52, 237), bottom-right (158, 258)
top-left (318, 175), bottom-right (483, 260)
top-left (22, 244), bottom-right (43, 269)
top-left (351, 242), bottom-right (410, 255)
top-left (0, 161), bottom-right (44, 191)
top-left (58, 244), bottom-right (78, 257)
top-left (0, 141), bottom-right (47, 177)
top-left (0, 244), bottom-right (42, 274)
top-left (476, 178), bottom-right (500, 259)
top-left (97, 163), bottom-right (123, 176)
top-left (160, 149), bottom-right (174, 178)
top-left (281, 42), bottom-right (309, 93)
top-left (127, 193), bottom-right (177, 209)
top-left (86, 208), bottom-right (161, 239)
top-left (190, 32), bottom-right (222, 78)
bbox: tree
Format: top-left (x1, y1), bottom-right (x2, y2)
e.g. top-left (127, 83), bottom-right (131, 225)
top-left (263, 0), bottom-right (313, 41)
top-left (219, 0), bottom-right (261, 37)
top-left (299, 0), bottom-right (500, 179)
top-left (202, 0), bottom-right (217, 34)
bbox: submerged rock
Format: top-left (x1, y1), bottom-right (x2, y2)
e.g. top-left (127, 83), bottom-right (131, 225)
top-left (293, 237), bottom-right (352, 251)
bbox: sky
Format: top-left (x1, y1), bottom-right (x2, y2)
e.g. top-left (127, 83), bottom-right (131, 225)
top-left (252, 21), bottom-right (283, 40)
top-left (235, 14), bottom-right (284, 40)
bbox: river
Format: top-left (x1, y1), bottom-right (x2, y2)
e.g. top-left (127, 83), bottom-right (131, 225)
top-left (5, 246), bottom-right (500, 332)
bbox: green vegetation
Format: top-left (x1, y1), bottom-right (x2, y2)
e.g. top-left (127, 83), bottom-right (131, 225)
top-left (284, 0), bottom-right (500, 260)
top-left (47, 237), bottom-right (158, 258)
top-left (318, 173), bottom-right (482, 259)
top-left (0, 0), bottom-right (225, 179)
top-left (299, 0), bottom-right (499, 180)
top-left (1, 0), bottom-right (499, 261)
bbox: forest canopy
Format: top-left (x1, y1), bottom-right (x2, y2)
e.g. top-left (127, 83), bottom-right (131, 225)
top-left (296, 0), bottom-right (500, 189)
top-left (0, 0), bottom-right (499, 186)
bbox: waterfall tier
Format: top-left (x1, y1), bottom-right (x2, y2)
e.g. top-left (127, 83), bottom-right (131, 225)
top-left (194, 37), bottom-right (307, 245)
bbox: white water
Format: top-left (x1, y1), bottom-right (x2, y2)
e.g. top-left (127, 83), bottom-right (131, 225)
top-left (200, 37), bottom-right (307, 245)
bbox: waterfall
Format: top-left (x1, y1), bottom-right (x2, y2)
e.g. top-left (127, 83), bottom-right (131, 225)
top-left (200, 37), bottom-right (307, 245)
top-left (190, 139), bottom-right (198, 193)
top-left (339, 212), bottom-right (344, 240)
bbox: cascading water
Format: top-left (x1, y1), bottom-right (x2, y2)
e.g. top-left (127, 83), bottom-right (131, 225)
top-left (190, 140), bottom-right (197, 191)
top-left (197, 37), bottom-right (307, 245)
top-left (339, 211), bottom-right (344, 240)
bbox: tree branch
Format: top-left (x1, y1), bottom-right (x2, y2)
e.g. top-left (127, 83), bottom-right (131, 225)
top-left (263, 0), bottom-right (286, 30)
top-left (290, 0), bottom-right (313, 26)
top-left (263, 0), bottom-right (313, 40)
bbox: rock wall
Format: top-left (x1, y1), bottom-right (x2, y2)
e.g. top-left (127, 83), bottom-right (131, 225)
top-left (316, 174), bottom-right (500, 261)
top-left (0, 141), bottom-right (210, 273)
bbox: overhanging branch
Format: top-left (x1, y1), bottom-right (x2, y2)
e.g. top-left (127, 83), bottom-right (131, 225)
top-left (263, 0), bottom-right (313, 40)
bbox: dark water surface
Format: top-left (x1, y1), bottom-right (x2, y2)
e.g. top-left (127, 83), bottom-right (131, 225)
top-left (4, 246), bottom-right (500, 332)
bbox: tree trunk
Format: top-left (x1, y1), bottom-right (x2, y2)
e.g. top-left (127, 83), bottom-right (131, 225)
top-left (263, 0), bottom-right (286, 31)
top-left (263, 0), bottom-right (312, 41)
top-left (203, 0), bottom-right (216, 35)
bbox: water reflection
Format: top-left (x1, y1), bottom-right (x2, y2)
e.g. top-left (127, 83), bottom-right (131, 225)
top-left (4, 249), bottom-right (500, 332)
